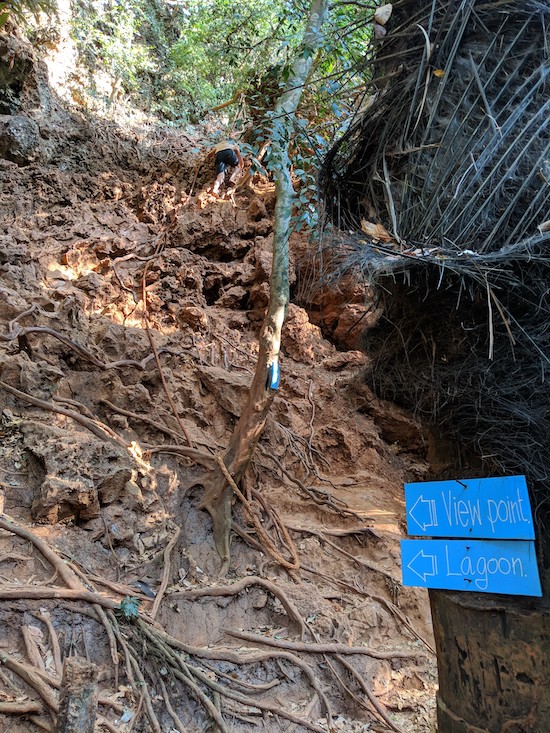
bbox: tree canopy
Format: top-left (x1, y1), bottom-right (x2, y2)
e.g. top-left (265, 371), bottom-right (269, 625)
top-left (23, 0), bottom-right (374, 127)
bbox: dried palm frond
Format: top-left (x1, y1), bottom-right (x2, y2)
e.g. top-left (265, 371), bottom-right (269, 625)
top-left (318, 0), bottom-right (550, 522)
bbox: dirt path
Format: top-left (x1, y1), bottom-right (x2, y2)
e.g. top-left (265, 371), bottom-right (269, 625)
top-left (0, 28), bottom-right (436, 733)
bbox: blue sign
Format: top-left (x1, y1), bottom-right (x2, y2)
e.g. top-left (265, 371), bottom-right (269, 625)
top-left (404, 476), bottom-right (535, 540)
top-left (401, 539), bottom-right (542, 596)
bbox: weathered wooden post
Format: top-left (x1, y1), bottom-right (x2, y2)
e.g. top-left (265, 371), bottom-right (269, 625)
top-left (56, 656), bottom-right (98, 733)
top-left (430, 590), bottom-right (550, 732)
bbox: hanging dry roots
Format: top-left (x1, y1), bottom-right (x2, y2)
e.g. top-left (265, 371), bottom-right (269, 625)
top-left (215, 456), bottom-right (300, 577)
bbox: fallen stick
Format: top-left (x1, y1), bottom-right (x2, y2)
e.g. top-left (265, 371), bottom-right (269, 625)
top-left (223, 629), bottom-right (422, 659)
top-left (97, 715), bottom-right (120, 733)
top-left (0, 700), bottom-right (43, 714)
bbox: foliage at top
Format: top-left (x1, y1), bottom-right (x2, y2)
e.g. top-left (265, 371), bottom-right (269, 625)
top-left (169, 0), bottom-right (299, 115)
top-left (70, 0), bottom-right (183, 115)
top-left (0, 0), bottom-right (55, 28)
top-left (20, 0), bottom-right (377, 232)
top-left (66, 0), bottom-right (374, 126)
top-left (68, 0), bottom-right (293, 119)
top-left (58, 0), bottom-right (376, 230)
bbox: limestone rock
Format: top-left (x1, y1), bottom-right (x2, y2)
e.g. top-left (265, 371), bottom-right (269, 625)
top-left (197, 365), bottom-right (251, 416)
top-left (22, 421), bottom-right (133, 523)
top-left (0, 114), bottom-right (42, 165)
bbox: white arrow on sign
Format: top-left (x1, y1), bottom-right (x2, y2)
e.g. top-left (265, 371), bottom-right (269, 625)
top-left (408, 495), bottom-right (438, 532)
top-left (407, 549), bottom-right (438, 582)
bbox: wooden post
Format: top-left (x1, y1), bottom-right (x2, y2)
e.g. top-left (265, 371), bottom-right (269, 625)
top-left (56, 656), bottom-right (98, 733)
top-left (430, 589), bottom-right (550, 732)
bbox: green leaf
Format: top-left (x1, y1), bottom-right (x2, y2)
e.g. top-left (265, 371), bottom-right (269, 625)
top-left (118, 596), bottom-right (141, 619)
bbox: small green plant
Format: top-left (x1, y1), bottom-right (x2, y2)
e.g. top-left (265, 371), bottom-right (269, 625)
top-left (118, 596), bottom-right (141, 620)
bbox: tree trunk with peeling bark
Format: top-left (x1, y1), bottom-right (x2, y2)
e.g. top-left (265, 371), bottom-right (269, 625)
top-left (199, 0), bottom-right (329, 573)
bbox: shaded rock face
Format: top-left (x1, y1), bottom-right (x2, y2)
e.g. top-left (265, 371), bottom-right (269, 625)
top-left (1, 26), bottom-right (55, 113)
top-left (0, 32), bottom-right (33, 115)
top-left (0, 114), bottom-right (42, 164)
top-left (0, 26), bottom-right (68, 167)
top-left (23, 421), bottom-right (133, 522)
top-left (297, 267), bottom-right (376, 350)
top-left (0, 32), bottom-right (46, 164)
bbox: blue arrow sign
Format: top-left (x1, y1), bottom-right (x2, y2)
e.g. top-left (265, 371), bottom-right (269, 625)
top-left (404, 476), bottom-right (535, 540)
top-left (401, 539), bottom-right (542, 596)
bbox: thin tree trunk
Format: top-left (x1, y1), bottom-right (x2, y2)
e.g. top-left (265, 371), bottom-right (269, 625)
top-left (200, 0), bottom-right (329, 573)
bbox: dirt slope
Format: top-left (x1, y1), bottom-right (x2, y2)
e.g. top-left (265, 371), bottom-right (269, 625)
top-left (0, 27), bottom-right (436, 733)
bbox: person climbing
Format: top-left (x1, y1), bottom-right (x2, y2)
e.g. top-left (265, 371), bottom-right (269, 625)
top-left (210, 139), bottom-right (243, 196)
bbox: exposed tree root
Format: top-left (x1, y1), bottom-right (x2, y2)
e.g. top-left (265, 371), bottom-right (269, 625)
top-left (151, 524), bottom-right (180, 619)
top-left (222, 629), bottom-right (423, 660)
top-left (169, 574), bottom-right (306, 638)
top-left (259, 445), bottom-right (363, 519)
top-left (158, 678), bottom-right (189, 733)
top-left (300, 562), bottom-right (435, 654)
top-left (101, 399), bottom-right (221, 451)
top-left (286, 524), bottom-right (396, 582)
top-left (22, 624), bottom-right (46, 673)
top-left (145, 444), bottom-right (215, 466)
top-left (0, 514), bottom-right (427, 733)
top-left (37, 611), bottom-right (63, 677)
top-left (0, 586), bottom-right (127, 611)
top-left (0, 652), bottom-right (59, 715)
top-left (336, 654), bottom-right (404, 733)
top-left (0, 382), bottom-right (128, 450)
top-left (273, 417), bottom-right (330, 479)
top-left (0, 318), bottom-right (182, 372)
top-left (216, 456), bottom-right (300, 578)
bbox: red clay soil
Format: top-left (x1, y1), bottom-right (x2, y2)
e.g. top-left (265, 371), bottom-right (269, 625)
top-left (0, 26), bottom-right (436, 733)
